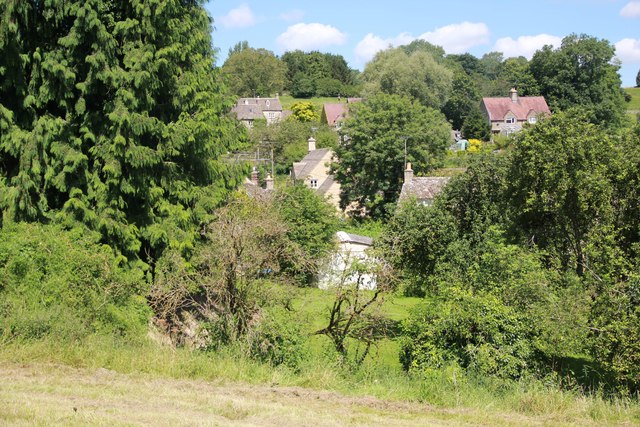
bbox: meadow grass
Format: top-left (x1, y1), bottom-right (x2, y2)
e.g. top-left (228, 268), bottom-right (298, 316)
top-left (2, 335), bottom-right (639, 426)
top-left (278, 95), bottom-right (346, 112)
top-left (1, 287), bottom-right (639, 425)
top-left (624, 87), bottom-right (640, 111)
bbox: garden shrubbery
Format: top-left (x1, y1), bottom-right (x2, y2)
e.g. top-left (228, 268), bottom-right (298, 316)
top-left (0, 223), bottom-right (149, 342)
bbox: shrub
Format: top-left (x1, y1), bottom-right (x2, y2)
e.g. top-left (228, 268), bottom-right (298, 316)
top-left (0, 223), bottom-right (149, 341)
top-left (400, 288), bottom-right (537, 379)
top-left (246, 307), bottom-right (308, 370)
top-left (591, 275), bottom-right (640, 393)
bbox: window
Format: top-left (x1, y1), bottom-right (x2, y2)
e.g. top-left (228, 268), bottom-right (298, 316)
top-left (505, 117), bottom-right (516, 124)
top-left (310, 178), bottom-right (318, 188)
top-left (528, 116), bottom-right (537, 124)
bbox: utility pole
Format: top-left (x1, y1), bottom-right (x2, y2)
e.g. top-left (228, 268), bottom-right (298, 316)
top-left (402, 136), bottom-right (408, 169)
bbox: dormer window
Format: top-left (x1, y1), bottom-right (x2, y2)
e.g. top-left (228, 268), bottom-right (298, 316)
top-left (528, 116), bottom-right (537, 124)
top-left (310, 178), bottom-right (318, 188)
top-left (266, 100), bottom-right (270, 107)
top-left (505, 117), bottom-right (516, 124)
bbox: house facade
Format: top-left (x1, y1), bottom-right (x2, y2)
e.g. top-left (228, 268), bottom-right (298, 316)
top-left (232, 97), bottom-right (286, 128)
top-left (481, 89), bottom-right (550, 136)
top-left (317, 231), bottom-right (376, 290)
top-left (291, 137), bottom-right (342, 210)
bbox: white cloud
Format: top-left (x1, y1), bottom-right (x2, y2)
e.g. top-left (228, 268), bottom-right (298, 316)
top-left (615, 38), bottom-right (640, 62)
top-left (620, 1), bottom-right (640, 18)
top-left (277, 23), bottom-right (347, 51)
top-left (493, 34), bottom-right (562, 59)
top-left (353, 22), bottom-right (489, 65)
top-left (219, 4), bottom-right (257, 29)
top-left (354, 32), bottom-right (414, 64)
top-left (280, 9), bottom-right (305, 22)
top-left (418, 22), bottom-right (490, 54)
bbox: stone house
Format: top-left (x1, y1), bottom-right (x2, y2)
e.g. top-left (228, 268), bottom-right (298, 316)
top-left (481, 89), bottom-right (550, 136)
top-left (291, 137), bottom-right (341, 210)
top-left (398, 163), bottom-right (450, 206)
top-left (232, 97), bottom-right (288, 128)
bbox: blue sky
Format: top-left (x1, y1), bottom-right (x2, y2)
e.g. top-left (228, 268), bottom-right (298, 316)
top-left (206, 1), bottom-right (640, 87)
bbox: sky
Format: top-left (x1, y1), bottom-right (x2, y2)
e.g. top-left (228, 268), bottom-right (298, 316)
top-left (205, 0), bottom-right (640, 87)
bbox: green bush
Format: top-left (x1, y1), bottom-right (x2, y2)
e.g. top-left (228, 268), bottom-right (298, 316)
top-left (591, 275), bottom-right (640, 393)
top-left (400, 288), bottom-right (537, 379)
top-left (0, 223), bottom-right (149, 341)
top-left (246, 307), bottom-right (308, 371)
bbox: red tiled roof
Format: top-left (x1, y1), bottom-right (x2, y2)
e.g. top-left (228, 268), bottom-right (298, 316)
top-left (322, 103), bottom-right (347, 126)
top-left (481, 96), bottom-right (550, 122)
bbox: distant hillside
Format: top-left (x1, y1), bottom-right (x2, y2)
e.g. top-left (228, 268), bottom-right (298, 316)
top-left (625, 87), bottom-right (640, 112)
top-left (278, 95), bottom-right (347, 112)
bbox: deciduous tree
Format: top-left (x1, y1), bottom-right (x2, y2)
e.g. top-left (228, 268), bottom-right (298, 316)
top-left (529, 34), bottom-right (625, 128)
top-left (333, 94), bottom-right (451, 218)
top-left (222, 47), bottom-right (287, 97)
top-left (361, 48), bottom-right (453, 110)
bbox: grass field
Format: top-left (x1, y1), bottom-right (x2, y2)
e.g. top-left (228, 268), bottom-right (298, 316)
top-left (1, 362), bottom-right (589, 427)
top-left (279, 94), bottom-right (347, 112)
top-left (624, 87), bottom-right (640, 111)
top-left (1, 288), bottom-right (639, 425)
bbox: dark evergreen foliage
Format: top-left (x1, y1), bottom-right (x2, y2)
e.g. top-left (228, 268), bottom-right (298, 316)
top-left (0, 0), bottom-right (243, 262)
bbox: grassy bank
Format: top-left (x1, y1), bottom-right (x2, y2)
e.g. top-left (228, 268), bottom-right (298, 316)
top-left (279, 94), bottom-right (347, 111)
top-left (625, 87), bottom-right (640, 111)
top-left (1, 337), bottom-right (639, 426)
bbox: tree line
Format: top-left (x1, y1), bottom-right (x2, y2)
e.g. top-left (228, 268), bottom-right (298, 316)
top-left (222, 42), bottom-right (360, 98)
top-left (224, 35), bottom-right (630, 141)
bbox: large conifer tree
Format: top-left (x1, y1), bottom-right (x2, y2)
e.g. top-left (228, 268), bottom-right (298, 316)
top-left (0, 0), bottom-right (242, 260)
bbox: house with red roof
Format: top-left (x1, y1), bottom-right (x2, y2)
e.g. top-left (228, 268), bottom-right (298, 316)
top-left (320, 98), bottom-right (361, 129)
top-left (481, 89), bottom-right (550, 136)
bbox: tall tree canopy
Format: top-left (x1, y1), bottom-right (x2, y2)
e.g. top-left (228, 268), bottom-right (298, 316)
top-left (222, 46), bottom-right (287, 97)
top-left (529, 34), bottom-right (625, 128)
top-left (281, 50), bottom-right (357, 98)
top-left (361, 47), bottom-right (453, 110)
top-left (333, 94), bottom-right (451, 218)
top-left (0, 0), bottom-right (243, 262)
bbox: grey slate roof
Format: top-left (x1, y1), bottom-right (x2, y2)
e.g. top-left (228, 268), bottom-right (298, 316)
top-left (232, 97), bottom-right (282, 120)
top-left (316, 174), bottom-right (335, 196)
top-left (336, 231), bottom-right (373, 246)
top-left (399, 177), bottom-right (450, 203)
top-left (292, 148), bottom-right (332, 180)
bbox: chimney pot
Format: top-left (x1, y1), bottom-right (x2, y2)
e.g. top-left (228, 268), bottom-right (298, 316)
top-left (510, 88), bottom-right (518, 103)
top-left (404, 162), bottom-right (414, 183)
top-left (251, 166), bottom-right (259, 186)
top-left (265, 174), bottom-right (274, 190)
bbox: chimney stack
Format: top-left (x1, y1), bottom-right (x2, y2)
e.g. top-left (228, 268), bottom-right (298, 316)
top-left (509, 88), bottom-right (518, 103)
top-left (265, 174), bottom-right (274, 190)
top-left (308, 136), bottom-right (316, 152)
top-left (251, 166), bottom-right (259, 186)
top-left (404, 162), bottom-right (414, 183)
